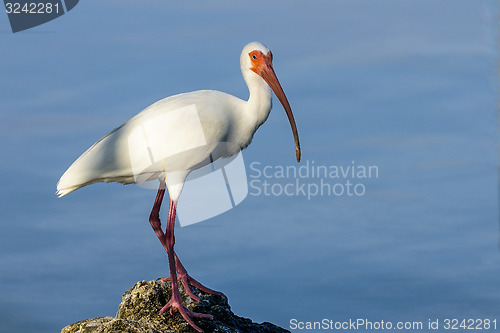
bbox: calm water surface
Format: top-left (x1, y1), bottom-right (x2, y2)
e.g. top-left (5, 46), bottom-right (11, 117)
top-left (0, 1), bottom-right (498, 332)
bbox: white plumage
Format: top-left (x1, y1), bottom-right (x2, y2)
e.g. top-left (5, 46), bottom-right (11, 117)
top-left (57, 42), bottom-right (299, 200)
top-left (56, 42), bottom-right (300, 332)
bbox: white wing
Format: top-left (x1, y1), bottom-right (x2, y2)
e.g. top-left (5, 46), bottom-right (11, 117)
top-left (57, 90), bottom-right (244, 197)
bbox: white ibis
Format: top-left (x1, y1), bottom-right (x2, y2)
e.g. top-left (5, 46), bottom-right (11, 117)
top-left (57, 41), bottom-right (301, 332)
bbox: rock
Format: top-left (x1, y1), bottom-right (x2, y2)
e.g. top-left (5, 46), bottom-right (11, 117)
top-left (61, 280), bottom-right (290, 333)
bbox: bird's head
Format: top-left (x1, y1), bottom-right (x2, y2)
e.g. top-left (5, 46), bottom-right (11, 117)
top-left (241, 42), bottom-right (301, 163)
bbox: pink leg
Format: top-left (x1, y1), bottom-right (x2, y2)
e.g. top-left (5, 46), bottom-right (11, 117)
top-left (148, 187), bottom-right (215, 332)
top-left (150, 187), bottom-right (225, 301)
top-left (162, 255), bottom-right (226, 301)
top-left (149, 188), bottom-right (167, 242)
top-left (160, 199), bottom-right (212, 331)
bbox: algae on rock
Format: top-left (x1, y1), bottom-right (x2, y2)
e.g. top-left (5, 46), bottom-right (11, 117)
top-left (61, 280), bottom-right (290, 333)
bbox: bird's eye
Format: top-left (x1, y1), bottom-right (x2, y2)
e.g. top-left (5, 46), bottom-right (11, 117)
top-left (252, 54), bottom-right (258, 60)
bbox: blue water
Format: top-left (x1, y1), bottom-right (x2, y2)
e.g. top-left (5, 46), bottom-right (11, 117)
top-left (0, 1), bottom-right (498, 332)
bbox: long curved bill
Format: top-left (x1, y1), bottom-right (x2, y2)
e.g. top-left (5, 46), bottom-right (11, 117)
top-left (259, 56), bottom-right (301, 163)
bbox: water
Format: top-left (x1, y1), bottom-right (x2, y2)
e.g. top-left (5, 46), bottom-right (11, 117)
top-left (0, 1), bottom-right (498, 332)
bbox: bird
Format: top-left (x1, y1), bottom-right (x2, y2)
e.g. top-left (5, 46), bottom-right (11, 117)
top-left (57, 41), bottom-right (301, 332)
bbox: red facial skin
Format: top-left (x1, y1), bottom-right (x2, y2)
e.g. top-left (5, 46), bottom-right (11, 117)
top-left (249, 50), bottom-right (301, 162)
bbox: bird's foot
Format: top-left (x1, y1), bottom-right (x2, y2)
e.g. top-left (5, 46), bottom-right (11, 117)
top-left (160, 291), bottom-right (212, 333)
top-left (159, 273), bottom-right (226, 302)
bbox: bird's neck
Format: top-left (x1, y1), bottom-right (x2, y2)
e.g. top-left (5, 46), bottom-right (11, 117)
top-left (227, 69), bottom-right (272, 151)
top-left (245, 72), bottom-right (272, 128)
